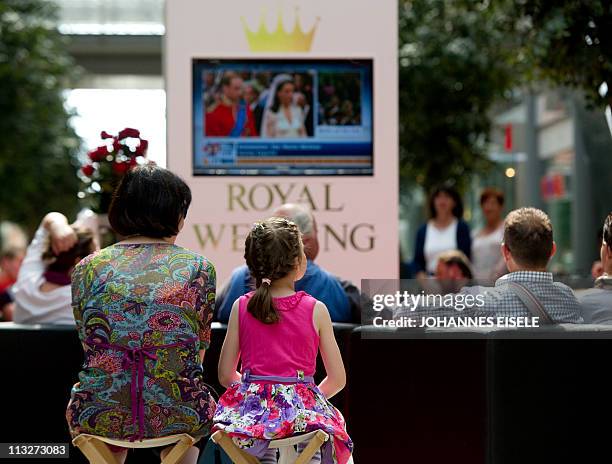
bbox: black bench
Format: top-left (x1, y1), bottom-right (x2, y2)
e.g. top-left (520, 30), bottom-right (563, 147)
top-left (3, 322), bottom-right (612, 463)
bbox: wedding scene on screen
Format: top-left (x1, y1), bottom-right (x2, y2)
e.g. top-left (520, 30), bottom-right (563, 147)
top-left (192, 59), bottom-right (373, 176)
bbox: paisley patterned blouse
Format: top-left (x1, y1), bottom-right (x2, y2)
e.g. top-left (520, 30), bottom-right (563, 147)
top-left (66, 243), bottom-right (217, 441)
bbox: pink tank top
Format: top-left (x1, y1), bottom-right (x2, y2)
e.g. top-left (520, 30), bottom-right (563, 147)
top-left (239, 290), bottom-right (319, 377)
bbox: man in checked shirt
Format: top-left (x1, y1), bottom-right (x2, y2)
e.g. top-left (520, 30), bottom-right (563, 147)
top-left (397, 207), bottom-right (583, 323)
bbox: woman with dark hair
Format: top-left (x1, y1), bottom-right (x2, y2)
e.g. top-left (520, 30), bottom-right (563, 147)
top-left (413, 185), bottom-right (471, 279)
top-left (262, 74), bottom-right (307, 138)
top-left (12, 212), bottom-right (97, 325)
top-left (66, 164), bottom-right (216, 464)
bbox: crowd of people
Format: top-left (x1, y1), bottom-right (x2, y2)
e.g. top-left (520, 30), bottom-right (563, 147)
top-left (405, 184), bottom-right (612, 324)
top-left (317, 73), bottom-right (362, 126)
top-left (2, 177), bottom-right (611, 329)
top-left (413, 185), bottom-right (506, 282)
top-left (202, 70), bottom-right (364, 140)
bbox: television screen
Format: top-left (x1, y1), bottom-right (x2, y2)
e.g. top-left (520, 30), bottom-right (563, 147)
top-left (192, 59), bottom-right (373, 176)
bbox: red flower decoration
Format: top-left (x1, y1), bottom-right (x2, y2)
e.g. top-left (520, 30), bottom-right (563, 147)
top-left (135, 139), bottom-right (148, 155)
top-left (112, 162), bottom-right (129, 175)
top-left (88, 146), bottom-right (108, 162)
top-left (118, 127), bottom-right (140, 139)
top-left (81, 165), bottom-right (94, 176)
top-left (80, 128), bottom-right (147, 214)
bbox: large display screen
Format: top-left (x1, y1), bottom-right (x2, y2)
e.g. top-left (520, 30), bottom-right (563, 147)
top-left (192, 59), bottom-right (373, 176)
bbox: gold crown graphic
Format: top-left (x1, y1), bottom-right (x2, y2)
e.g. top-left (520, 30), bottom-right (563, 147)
top-left (241, 7), bottom-right (320, 52)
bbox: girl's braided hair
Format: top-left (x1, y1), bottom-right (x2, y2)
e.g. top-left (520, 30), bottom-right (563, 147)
top-left (244, 217), bottom-right (302, 324)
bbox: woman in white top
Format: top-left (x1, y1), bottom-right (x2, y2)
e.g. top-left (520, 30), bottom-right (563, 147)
top-left (262, 75), bottom-right (306, 138)
top-left (12, 212), bottom-right (97, 325)
top-left (472, 188), bottom-right (506, 282)
top-left (414, 185), bottom-right (472, 279)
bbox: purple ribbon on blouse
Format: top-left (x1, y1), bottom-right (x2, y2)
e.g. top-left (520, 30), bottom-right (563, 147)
top-left (87, 336), bottom-right (199, 441)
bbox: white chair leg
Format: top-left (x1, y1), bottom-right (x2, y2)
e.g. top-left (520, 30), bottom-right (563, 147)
top-left (211, 431), bottom-right (260, 464)
top-left (161, 436), bottom-right (194, 464)
top-left (294, 431), bottom-right (327, 464)
top-left (73, 436), bottom-right (118, 464)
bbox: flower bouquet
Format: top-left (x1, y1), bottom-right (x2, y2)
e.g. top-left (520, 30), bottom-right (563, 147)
top-left (79, 128), bottom-right (148, 247)
top-left (79, 128), bottom-right (148, 214)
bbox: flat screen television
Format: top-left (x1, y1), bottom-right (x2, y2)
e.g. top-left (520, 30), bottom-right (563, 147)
top-left (192, 59), bottom-right (373, 176)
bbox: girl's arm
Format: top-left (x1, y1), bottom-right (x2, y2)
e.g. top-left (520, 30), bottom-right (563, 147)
top-left (218, 299), bottom-right (242, 388)
top-left (314, 301), bottom-right (346, 399)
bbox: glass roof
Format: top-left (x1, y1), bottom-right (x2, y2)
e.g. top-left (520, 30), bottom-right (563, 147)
top-left (56, 0), bottom-right (164, 35)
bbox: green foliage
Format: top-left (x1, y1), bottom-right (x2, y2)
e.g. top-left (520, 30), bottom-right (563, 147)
top-left (513, 0), bottom-right (612, 107)
top-left (0, 0), bottom-right (81, 234)
top-left (398, 0), bottom-right (519, 194)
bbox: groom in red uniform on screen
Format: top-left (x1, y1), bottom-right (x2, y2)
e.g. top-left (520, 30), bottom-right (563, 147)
top-left (205, 72), bottom-right (258, 137)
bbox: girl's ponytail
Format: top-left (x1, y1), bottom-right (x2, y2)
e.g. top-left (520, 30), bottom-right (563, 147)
top-left (247, 277), bottom-right (279, 324)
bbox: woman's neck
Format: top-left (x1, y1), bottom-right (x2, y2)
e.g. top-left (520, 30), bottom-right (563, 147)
top-left (117, 235), bottom-right (175, 245)
top-left (433, 214), bottom-right (454, 228)
top-left (483, 218), bottom-right (502, 233)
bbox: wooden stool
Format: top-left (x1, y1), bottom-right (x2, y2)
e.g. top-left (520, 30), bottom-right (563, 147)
top-left (72, 433), bottom-right (199, 464)
top-left (211, 430), bottom-right (329, 464)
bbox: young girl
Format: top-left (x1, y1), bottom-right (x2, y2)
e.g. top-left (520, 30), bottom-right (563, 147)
top-left (214, 217), bottom-right (353, 464)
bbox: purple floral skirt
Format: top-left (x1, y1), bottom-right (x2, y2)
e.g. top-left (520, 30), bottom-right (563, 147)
top-left (213, 380), bottom-right (352, 464)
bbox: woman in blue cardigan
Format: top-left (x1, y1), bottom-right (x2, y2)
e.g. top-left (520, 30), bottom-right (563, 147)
top-left (414, 185), bottom-right (472, 278)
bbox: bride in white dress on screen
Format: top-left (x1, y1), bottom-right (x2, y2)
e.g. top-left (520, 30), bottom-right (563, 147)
top-left (262, 74), bottom-right (307, 138)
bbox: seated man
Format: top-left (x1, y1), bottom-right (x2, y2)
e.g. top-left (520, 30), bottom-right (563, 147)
top-left (396, 208), bottom-right (582, 323)
top-left (579, 212), bottom-right (612, 323)
top-left (461, 208), bottom-right (582, 322)
top-left (434, 250), bottom-right (474, 294)
top-left (418, 250), bottom-right (474, 297)
top-left (216, 203), bottom-right (355, 322)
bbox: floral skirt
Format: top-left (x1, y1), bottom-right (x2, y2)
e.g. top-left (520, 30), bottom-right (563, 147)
top-left (213, 381), bottom-right (353, 464)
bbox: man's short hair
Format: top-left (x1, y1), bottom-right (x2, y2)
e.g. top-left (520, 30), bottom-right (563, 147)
top-left (603, 212), bottom-right (612, 250)
top-left (0, 246), bottom-right (24, 260)
top-left (109, 164), bottom-right (191, 239)
top-left (503, 208), bottom-right (553, 268)
top-left (221, 72), bottom-right (239, 88)
top-left (438, 250), bottom-right (473, 279)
